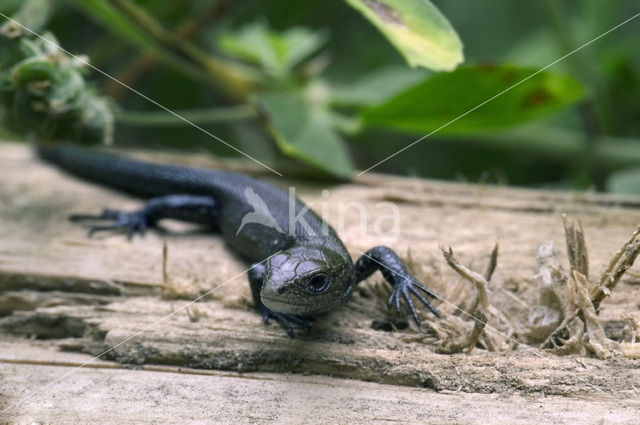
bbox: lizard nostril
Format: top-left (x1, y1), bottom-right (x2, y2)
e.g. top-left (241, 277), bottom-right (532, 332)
top-left (277, 286), bottom-right (286, 295)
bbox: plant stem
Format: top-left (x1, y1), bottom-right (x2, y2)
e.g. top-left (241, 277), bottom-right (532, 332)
top-left (105, 0), bottom-right (234, 99)
top-left (107, 0), bottom-right (261, 101)
top-left (115, 105), bottom-right (257, 127)
top-left (69, 0), bottom-right (213, 87)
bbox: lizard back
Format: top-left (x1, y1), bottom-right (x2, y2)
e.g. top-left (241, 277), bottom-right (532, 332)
top-left (37, 144), bottom-right (348, 262)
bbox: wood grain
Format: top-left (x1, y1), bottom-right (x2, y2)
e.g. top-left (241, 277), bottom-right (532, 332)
top-left (1, 141), bottom-right (640, 409)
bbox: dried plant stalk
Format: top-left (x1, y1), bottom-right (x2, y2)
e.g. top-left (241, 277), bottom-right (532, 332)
top-left (437, 312), bottom-right (487, 354)
top-left (591, 228), bottom-right (640, 311)
top-left (562, 214), bottom-right (589, 279)
top-left (441, 245), bottom-right (490, 310)
top-left (573, 271), bottom-right (621, 358)
top-left (438, 244), bottom-right (517, 354)
top-left (534, 218), bottom-right (640, 358)
top-left (483, 242), bottom-right (499, 282)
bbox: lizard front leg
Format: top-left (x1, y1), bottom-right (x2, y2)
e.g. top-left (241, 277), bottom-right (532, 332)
top-left (248, 263), bottom-right (310, 337)
top-left (70, 194), bottom-right (219, 238)
top-left (355, 246), bottom-right (440, 325)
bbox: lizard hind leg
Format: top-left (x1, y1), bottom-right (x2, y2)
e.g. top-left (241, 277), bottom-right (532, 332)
top-left (70, 194), bottom-right (220, 239)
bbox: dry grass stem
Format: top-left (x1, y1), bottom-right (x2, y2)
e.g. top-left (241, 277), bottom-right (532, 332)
top-left (441, 245), bottom-right (490, 309)
top-left (161, 240), bottom-right (197, 299)
top-left (562, 214), bottom-right (589, 278)
top-left (532, 217), bottom-right (640, 358)
top-left (483, 242), bottom-right (499, 282)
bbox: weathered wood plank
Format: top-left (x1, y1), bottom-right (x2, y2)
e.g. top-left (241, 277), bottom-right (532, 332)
top-left (1, 340), bottom-right (638, 425)
top-left (1, 141), bottom-right (640, 399)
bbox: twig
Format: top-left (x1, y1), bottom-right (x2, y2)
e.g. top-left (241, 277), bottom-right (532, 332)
top-left (483, 242), bottom-right (499, 282)
top-left (162, 240), bottom-right (168, 284)
top-left (107, 0), bottom-right (259, 99)
top-left (573, 271), bottom-right (621, 358)
top-left (105, 0), bottom-right (234, 98)
top-left (537, 219), bottom-right (639, 357)
top-left (161, 240), bottom-right (195, 299)
top-left (440, 245), bottom-right (490, 309)
top-left (591, 225), bottom-right (640, 311)
top-left (562, 214), bottom-right (589, 279)
top-left (437, 311), bottom-right (487, 354)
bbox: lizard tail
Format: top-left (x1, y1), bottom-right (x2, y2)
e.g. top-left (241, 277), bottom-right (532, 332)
top-left (35, 142), bottom-right (212, 198)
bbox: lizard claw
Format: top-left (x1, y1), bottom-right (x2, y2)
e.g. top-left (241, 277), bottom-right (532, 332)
top-left (261, 307), bottom-right (311, 337)
top-left (387, 276), bottom-right (440, 326)
top-left (70, 208), bottom-right (149, 239)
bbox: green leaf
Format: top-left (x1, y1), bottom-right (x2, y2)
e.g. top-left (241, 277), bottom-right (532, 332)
top-left (606, 168), bottom-right (640, 194)
top-left (218, 21), bottom-right (328, 78)
top-left (343, 0), bottom-right (463, 71)
top-left (362, 64), bottom-right (585, 135)
top-left (255, 92), bottom-right (353, 178)
top-left (329, 65), bottom-right (428, 107)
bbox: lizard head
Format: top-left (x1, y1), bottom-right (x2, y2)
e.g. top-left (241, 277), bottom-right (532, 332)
top-left (260, 243), bottom-right (354, 316)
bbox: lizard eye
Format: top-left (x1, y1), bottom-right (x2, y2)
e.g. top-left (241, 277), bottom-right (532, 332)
top-left (307, 273), bottom-right (330, 294)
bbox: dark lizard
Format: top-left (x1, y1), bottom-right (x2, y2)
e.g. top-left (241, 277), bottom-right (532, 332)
top-left (37, 143), bottom-right (440, 336)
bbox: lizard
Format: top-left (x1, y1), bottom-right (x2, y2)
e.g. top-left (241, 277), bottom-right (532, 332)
top-left (37, 143), bottom-right (440, 336)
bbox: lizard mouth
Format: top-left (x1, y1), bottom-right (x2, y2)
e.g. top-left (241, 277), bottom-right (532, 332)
top-left (262, 295), bottom-right (307, 309)
top-left (261, 295), bottom-right (325, 315)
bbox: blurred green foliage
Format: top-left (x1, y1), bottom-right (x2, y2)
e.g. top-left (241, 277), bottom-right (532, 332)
top-left (217, 21), bottom-right (329, 80)
top-left (0, 18), bottom-right (112, 143)
top-left (362, 65), bottom-right (585, 135)
top-left (0, 0), bottom-right (639, 192)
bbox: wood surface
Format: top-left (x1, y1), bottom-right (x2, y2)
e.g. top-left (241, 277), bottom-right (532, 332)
top-left (1, 141), bottom-right (639, 423)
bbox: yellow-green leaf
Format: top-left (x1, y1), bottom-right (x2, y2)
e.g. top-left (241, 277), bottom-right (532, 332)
top-left (344, 0), bottom-right (463, 71)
